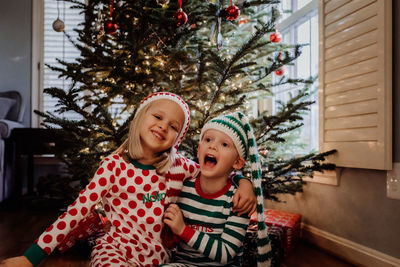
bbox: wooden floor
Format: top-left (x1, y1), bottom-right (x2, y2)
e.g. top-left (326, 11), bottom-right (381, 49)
top-left (0, 207), bottom-right (358, 267)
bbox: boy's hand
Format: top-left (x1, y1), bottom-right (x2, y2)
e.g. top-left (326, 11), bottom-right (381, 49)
top-left (0, 256), bottom-right (33, 267)
top-left (163, 204), bottom-right (186, 236)
top-left (233, 179), bottom-right (257, 216)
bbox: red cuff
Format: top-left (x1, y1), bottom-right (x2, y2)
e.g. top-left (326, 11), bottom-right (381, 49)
top-left (179, 225), bottom-right (195, 243)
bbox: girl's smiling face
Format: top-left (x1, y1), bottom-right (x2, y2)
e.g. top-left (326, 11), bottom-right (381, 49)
top-left (139, 99), bottom-right (185, 157)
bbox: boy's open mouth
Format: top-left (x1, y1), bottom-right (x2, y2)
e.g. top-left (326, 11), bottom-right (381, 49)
top-left (204, 155), bottom-right (217, 167)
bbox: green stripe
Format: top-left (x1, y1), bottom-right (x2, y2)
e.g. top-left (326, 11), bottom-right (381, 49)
top-left (179, 191), bottom-right (228, 207)
top-left (258, 250), bottom-right (273, 262)
top-left (180, 203), bottom-right (228, 220)
top-left (258, 236), bottom-right (271, 246)
top-left (225, 228), bottom-right (246, 242)
top-left (211, 119), bottom-right (248, 158)
top-left (192, 232), bottom-right (204, 250)
top-left (203, 237), bottom-right (214, 256)
top-left (226, 220), bottom-right (248, 230)
top-left (215, 240), bottom-right (222, 262)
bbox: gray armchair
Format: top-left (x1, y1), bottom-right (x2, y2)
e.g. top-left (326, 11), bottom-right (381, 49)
top-left (0, 90), bottom-right (25, 201)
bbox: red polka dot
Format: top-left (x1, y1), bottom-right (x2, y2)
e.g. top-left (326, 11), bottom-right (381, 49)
top-left (133, 233), bottom-right (139, 240)
top-left (137, 209), bottom-right (145, 217)
top-left (122, 227), bottom-right (130, 234)
top-left (152, 259), bottom-right (159, 265)
top-left (44, 247), bottom-right (51, 254)
top-left (120, 162), bottom-right (126, 170)
top-left (56, 234), bottom-right (65, 242)
top-left (113, 154), bottom-right (120, 160)
top-left (151, 175), bottom-right (158, 183)
top-left (113, 198), bottom-right (121, 206)
top-left (104, 204), bottom-right (110, 212)
top-left (79, 196), bottom-right (87, 203)
top-left (60, 212), bottom-right (66, 219)
top-left (107, 236), bottom-right (113, 243)
top-left (183, 163), bottom-right (188, 170)
top-left (146, 217), bottom-right (154, 224)
top-left (120, 237), bottom-right (128, 244)
top-left (127, 221), bottom-right (133, 228)
top-left (128, 201), bottom-right (137, 209)
top-left (90, 192), bottom-right (98, 201)
top-left (161, 252), bottom-right (165, 259)
top-left (88, 182), bottom-right (96, 190)
top-left (116, 168), bottom-right (121, 176)
top-left (154, 207), bottom-right (162, 216)
top-left (97, 167), bottom-right (104, 175)
top-left (130, 215), bottom-right (138, 223)
top-left (113, 220), bottom-right (121, 227)
top-left (119, 177), bottom-right (127, 186)
top-left (45, 225), bottom-right (53, 232)
top-left (142, 170), bottom-right (149, 176)
top-left (155, 245), bottom-right (162, 252)
top-left (137, 193), bottom-right (143, 201)
top-left (43, 234), bottom-right (52, 243)
top-left (138, 254), bottom-right (145, 262)
top-left (143, 184), bottom-right (151, 192)
top-left (189, 164), bottom-right (195, 173)
top-left (99, 177), bottom-right (107, 186)
top-left (70, 220), bottom-right (77, 228)
top-left (148, 232), bottom-right (154, 239)
top-left (110, 175), bottom-right (115, 183)
top-left (135, 246), bottom-right (142, 252)
top-left (159, 182), bottom-right (166, 190)
top-left (57, 221), bottom-right (66, 230)
top-left (79, 189), bottom-right (86, 195)
top-left (111, 259), bottom-right (119, 263)
top-left (121, 207), bottom-right (129, 214)
top-left (145, 201), bottom-right (153, 209)
top-left (153, 224), bottom-right (161, 232)
top-left (135, 176), bottom-right (143, 185)
top-left (112, 185), bottom-right (119, 193)
top-left (127, 186), bottom-right (135, 193)
top-left (101, 189), bottom-right (107, 197)
top-left (107, 162), bottom-right (115, 171)
top-left (139, 224), bottom-right (146, 231)
top-left (81, 207), bottom-right (88, 215)
top-left (145, 237), bottom-right (152, 244)
top-left (127, 169), bottom-right (134, 177)
top-left (69, 208), bottom-right (78, 216)
top-left (120, 192), bottom-right (128, 200)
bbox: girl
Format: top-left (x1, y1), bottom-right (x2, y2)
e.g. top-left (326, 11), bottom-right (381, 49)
top-left (1, 92), bottom-right (255, 267)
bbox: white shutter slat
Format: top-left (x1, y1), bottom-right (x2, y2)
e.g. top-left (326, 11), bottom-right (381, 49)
top-left (319, 0), bottom-right (392, 170)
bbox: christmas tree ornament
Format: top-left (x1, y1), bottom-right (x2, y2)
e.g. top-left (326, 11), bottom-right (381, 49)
top-left (225, 0), bottom-right (240, 21)
top-left (270, 31), bottom-right (282, 42)
top-left (104, 0), bottom-right (117, 34)
top-left (217, 17), bottom-right (223, 50)
top-left (52, 18), bottom-right (65, 32)
top-left (156, 0), bottom-right (170, 6)
top-left (174, 0), bottom-right (188, 26)
top-left (52, 0), bottom-right (65, 32)
top-left (275, 66), bottom-right (285, 76)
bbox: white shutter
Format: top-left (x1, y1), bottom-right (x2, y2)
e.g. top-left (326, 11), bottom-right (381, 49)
top-left (318, 0), bottom-right (392, 170)
top-left (42, 0), bottom-right (84, 120)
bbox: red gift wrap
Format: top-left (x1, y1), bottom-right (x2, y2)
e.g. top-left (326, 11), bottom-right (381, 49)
top-left (251, 209), bottom-right (302, 255)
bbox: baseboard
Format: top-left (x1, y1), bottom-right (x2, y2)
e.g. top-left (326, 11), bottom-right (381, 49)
top-left (301, 224), bottom-right (400, 267)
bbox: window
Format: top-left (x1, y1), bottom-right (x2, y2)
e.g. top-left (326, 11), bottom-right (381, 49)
top-left (273, 0), bottom-right (319, 153)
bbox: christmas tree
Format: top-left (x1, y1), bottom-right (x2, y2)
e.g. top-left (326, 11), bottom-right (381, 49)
top-left (36, 0), bottom-right (336, 204)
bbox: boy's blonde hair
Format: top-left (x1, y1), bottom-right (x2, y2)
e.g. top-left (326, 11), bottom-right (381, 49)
top-left (115, 92), bottom-right (190, 174)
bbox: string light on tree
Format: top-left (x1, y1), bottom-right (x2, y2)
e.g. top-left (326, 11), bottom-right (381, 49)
top-left (225, 0), bottom-right (240, 21)
top-left (174, 0), bottom-right (188, 26)
top-left (104, 0), bottom-right (118, 34)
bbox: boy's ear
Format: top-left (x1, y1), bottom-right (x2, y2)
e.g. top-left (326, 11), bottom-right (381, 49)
top-left (233, 157), bottom-right (245, 170)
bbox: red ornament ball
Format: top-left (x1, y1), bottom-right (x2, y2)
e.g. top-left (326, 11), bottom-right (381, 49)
top-left (174, 10), bottom-right (188, 26)
top-left (275, 66), bottom-right (285, 76)
top-left (270, 32), bottom-right (282, 43)
top-left (104, 20), bottom-right (118, 34)
top-left (225, 5), bottom-right (240, 21)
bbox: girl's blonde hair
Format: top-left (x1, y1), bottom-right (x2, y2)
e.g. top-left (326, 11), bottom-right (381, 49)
top-left (114, 102), bottom-right (173, 174)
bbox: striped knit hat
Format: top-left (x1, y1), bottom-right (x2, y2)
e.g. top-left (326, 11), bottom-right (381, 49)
top-left (135, 92), bottom-right (190, 155)
top-left (200, 112), bottom-right (272, 267)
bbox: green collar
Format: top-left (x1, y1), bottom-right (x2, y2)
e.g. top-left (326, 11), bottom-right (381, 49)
top-left (129, 158), bottom-right (156, 170)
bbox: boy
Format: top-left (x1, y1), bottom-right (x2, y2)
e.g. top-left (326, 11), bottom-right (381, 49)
top-left (163, 112), bottom-right (272, 267)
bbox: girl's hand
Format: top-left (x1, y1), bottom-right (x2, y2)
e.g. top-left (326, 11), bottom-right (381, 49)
top-left (233, 179), bottom-right (257, 216)
top-left (0, 256), bottom-right (33, 267)
top-left (163, 204), bottom-right (186, 236)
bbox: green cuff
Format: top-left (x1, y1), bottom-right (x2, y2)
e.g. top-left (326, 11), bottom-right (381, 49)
top-left (23, 243), bottom-right (47, 267)
top-left (232, 174), bottom-right (250, 188)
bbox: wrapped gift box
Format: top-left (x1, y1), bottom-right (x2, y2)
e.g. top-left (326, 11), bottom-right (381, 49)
top-left (250, 209), bottom-right (302, 256)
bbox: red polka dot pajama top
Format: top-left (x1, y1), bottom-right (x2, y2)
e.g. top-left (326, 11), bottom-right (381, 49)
top-left (23, 153), bottom-right (199, 267)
